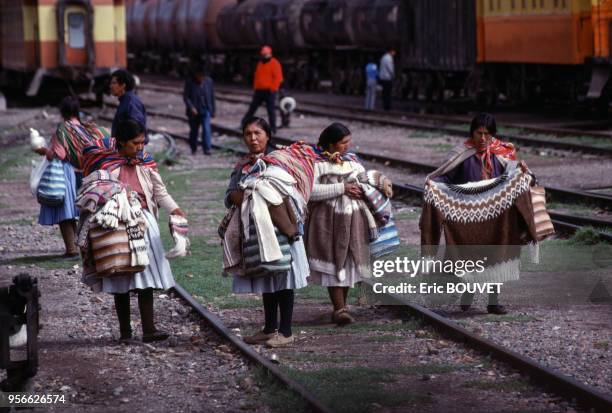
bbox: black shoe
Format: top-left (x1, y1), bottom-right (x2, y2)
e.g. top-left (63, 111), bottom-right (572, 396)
top-left (460, 304), bottom-right (471, 312)
top-left (117, 330), bottom-right (133, 344)
top-left (203, 151), bottom-right (211, 156)
top-left (142, 330), bottom-right (170, 343)
top-left (487, 305), bottom-right (508, 315)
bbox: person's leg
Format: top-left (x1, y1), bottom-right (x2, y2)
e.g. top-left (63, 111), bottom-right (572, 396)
top-left (382, 81), bottom-right (392, 110)
top-left (241, 91), bottom-right (265, 129)
top-left (262, 292), bottom-right (278, 334)
top-left (188, 116), bottom-right (200, 154)
top-left (276, 289), bottom-right (294, 338)
top-left (113, 293), bottom-right (132, 340)
top-left (138, 288), bottom-right (169, 342)
top-left (328, 287), bottom-right (353, 325)
top-left (327, 287), bottom-right (345, 312)
top-left (365, 82), bottom-right (374, 110)
top-left (487, 291), bottom-right (507, 314)
top-left (59, 219), bottom-right (78, 256)
top-left (460, 291), bottom-right (475, 311)
top-left (371, 82), bottom-right (377, 109)
top-left (202, 110), bottom-right (212, 154)
top-left (266, 91), bottom-right (277, 134)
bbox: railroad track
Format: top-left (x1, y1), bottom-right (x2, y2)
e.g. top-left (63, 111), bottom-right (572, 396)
top-left (85, 107), bottom-right (612, 411)
top-left (152, 123), bottom-right (612, 412)
top-left (171, 285), bottom-right (332, 413)
top-left (138, 82), bottom-right (612, 158)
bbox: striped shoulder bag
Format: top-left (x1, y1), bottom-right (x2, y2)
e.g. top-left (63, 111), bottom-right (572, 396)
top-left (36, 159), bottom-right (66, 206)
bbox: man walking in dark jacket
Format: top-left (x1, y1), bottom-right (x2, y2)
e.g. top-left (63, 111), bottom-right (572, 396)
top-left (183, 67), bottom-right (216, 155)
top-left (110, 70), bottom-right (147, 141)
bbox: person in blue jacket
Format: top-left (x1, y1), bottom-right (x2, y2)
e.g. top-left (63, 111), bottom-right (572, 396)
top-left (109, 69), bottom-right (147, 141)
top-left (183, 66), bottom-right (216, 155)
top-left (364, 61), bottom-right (378, 111)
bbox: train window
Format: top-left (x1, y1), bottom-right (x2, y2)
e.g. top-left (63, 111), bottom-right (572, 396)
top-left (67, 12), bottom-right (85, 48)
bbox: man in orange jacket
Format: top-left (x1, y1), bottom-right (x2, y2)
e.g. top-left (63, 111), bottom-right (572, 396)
top-left (241, 45), bottom-right (283, 134)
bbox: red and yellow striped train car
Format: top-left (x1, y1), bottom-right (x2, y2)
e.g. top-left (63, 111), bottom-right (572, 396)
top-left (0, 0), bottom-right (126, 97)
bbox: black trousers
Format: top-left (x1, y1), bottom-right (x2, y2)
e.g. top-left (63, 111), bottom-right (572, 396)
top-left (380, 80), bottom-right (393, 111)
top-left (241, 90), bottom-right (277, 133)
top-left (262, 289), bottom-right (294, 337)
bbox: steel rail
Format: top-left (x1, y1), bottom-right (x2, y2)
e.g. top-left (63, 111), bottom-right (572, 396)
top-left (360, 279), bottom-right (612, 413)
top-left (172, 285), bottom-right (333, 413)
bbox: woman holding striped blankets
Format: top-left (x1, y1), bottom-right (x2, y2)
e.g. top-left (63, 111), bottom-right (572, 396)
top-left (79, 119), bottom-right (186, 343)
top-left (305, 123), bottom-right (393, 325)
top-left (223, 117), bottom-right (309, 348)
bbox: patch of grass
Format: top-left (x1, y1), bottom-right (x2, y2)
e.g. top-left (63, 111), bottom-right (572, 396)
top-left (561, 226), bottom-right (609, 246)
top-left (546, 202), bottom-right (601, 217)
top-left (3, 255), bottom-right (75, 270)
top-left (0, 146), bottom-right (34, 178)
top-left (284, 352), bottom-right (357, 364)
top-left (283, 366), bottom-right (434, 413)
top-left (296, 318), bottom-right (422, 335)
top-left (394, 210), bottom-right (421, 221)
top-left (522, 241), bottom-right (612, 272)
top-left (594, 340), bottom-right (609, 350)
top-left (463, 378), bottom-right (533, 393)
top-left (253, 368), bottom-right (310, 413)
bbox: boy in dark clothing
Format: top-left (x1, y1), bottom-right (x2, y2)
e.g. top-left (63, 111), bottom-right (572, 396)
top-left (183, 67), bottom-right (216, 155)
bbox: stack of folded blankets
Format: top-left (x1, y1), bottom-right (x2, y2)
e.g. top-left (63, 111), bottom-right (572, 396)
top-left (222, 142), bottom-right (319, 277)
top-left (77, 171), bottom-right (148, 277)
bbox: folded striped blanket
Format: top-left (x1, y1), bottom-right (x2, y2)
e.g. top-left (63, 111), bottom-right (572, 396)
top-left (242, 222), bottom-right (292, 277)
top-left (262, 142), bottom-right (320, 203)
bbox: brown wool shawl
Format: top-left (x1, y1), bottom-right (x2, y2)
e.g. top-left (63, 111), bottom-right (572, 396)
top-left (420, 167), bottom-right (539, 282)
top-left (305, 160), bottom-right (376, 282)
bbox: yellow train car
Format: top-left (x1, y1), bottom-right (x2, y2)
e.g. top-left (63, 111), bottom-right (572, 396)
top-left (473, 0), bottom-right (612, 103)
top-left (0, 0), bottom-right (126, 97)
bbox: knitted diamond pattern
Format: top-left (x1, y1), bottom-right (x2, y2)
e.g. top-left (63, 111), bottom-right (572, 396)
top-left (424, 168), bottom-right (532, 224)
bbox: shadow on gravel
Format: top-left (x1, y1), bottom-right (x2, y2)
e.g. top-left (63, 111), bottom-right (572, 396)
top-left (1, 254), bottom-right (75, 269)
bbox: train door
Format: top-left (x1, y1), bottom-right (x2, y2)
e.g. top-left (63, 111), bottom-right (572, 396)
top-left (57, 0), bottom-right (94, 68)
